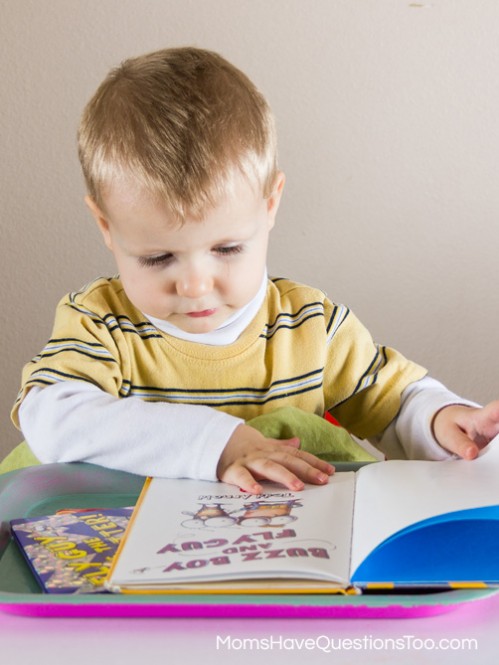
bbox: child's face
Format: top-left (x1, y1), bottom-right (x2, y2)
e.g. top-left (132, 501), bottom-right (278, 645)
top-left (87, 172), bottom-right (284, 334)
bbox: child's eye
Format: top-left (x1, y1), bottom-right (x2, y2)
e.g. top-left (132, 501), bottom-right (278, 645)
top-left (138, 253), bottom-right (174, 268)
top-left (214, 245), bottom-right (243, 257)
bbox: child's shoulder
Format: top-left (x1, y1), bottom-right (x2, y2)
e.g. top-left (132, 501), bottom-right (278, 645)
top-left (266, 277), bottom-right (349, 332)
top-left (268, 276), bottom-right (330, 306)
top-left (58, 276), bottom-right (133, 317)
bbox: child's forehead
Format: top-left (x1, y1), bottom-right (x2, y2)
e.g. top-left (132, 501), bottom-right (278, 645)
top-left (101, 171), bottom-right (264, 226)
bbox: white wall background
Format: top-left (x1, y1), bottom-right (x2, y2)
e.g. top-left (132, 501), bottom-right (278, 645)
top-left (1, 0), bottom-right (499, 459)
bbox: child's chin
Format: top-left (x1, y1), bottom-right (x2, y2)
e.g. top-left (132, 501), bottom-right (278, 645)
top-left (178, 313), bottom-right (224, 334)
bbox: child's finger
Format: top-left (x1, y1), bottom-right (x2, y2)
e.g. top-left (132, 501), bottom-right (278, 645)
top-left (268, 450), bottom-right (333, 485)
top-left (246, 453), bottom-right (330, 489)
top-left (275, 436), bottom-right (301, 448)
top-left (293, 448), bottom-right (335, 475)
top-left (269, 439), bottom-right (335, 475)
top-left (245, 457), bottom-right (306, 491)
top-left (443, 427), bottom-right (479, 460)
top-left (221, 465), bottom-right (264, 495)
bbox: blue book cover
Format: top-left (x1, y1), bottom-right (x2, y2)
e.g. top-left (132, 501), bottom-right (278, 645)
top-left (10, 508), bottom-right (133, 594)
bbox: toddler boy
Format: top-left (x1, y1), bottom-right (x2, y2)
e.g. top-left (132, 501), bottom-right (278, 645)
top-left (11, 47), bottom-right (499, 493)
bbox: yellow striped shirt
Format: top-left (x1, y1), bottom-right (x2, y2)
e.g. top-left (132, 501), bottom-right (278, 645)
top-left (12, 276), bottom-right (426, 439)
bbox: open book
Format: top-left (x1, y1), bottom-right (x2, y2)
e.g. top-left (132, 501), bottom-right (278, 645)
top-left (106, 435), bottom-right (499, 594)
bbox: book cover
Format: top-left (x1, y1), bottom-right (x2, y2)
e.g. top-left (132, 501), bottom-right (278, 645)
top-left (10, 507), bottom-right (133, 594)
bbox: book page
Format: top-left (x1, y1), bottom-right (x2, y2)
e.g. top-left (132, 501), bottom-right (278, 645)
top-left (350, 435), bottom-right (499, 576)
top-left (108, 474), bottom-right (356, 590)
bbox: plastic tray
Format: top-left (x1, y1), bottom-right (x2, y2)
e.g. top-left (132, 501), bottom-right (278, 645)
top-left (0, 463), bottom-right (496, 618)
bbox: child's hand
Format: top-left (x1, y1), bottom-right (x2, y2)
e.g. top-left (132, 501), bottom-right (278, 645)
top-left (216, 424), bottom-right (335, 494)
top-left (432, 400), bottom-right (499, 460)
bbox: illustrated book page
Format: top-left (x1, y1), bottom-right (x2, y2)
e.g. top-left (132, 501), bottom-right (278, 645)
top-left (106, 474), bottom-right (356, 593)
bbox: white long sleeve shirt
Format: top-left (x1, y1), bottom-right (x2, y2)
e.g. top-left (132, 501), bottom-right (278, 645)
top-left (19, 374), bottom-right (475, 481)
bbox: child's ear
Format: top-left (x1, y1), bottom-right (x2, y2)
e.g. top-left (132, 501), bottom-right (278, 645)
top-left (267, 171), bottom-right (285, 229)
top-left (85, 196), bottom-right (113, 250)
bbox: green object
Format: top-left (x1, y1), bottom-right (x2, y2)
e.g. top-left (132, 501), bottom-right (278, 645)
top-left (0, 441), bottom-right (40, 475)
top-left (248, 407), bottom-right (377, 462)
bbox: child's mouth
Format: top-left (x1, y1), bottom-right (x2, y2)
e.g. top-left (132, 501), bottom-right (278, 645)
top-left (186, 309), bottom-right (218, 318)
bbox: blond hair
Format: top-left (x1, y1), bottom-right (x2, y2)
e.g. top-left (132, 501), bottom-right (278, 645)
top-left (78, 47), bottom-right (278, 218)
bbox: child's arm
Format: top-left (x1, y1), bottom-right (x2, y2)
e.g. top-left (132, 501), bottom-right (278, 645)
top-left (374, 377), bottom-right (479, 461)
top-left (18, 382), bottom-right (242, 480)
top-left (216, 423), bottom-right (334, 494)
top-left (19, 383), bottom-right (333, 491)
top-left (432, 400), bottom-right (499, 459)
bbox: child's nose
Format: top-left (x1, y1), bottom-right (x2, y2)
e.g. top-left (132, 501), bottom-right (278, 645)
top-left (176, 271), bottom-right (214, 298)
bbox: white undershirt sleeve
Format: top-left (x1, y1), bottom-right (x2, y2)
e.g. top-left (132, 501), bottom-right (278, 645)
top-left (374, 376), bottom-right (480, 460)
top-left (19, 374), bottom-right (479, 476)
top-left (18, 383), bottom-right (243, 480)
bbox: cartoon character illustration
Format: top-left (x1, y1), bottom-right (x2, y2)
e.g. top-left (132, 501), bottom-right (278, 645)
top-left (180, 503), bottom-right (238, 528)
top-left (236, 499), bottom-right (302, 527)
top-left (180, 498), bottom-right (303, 529)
